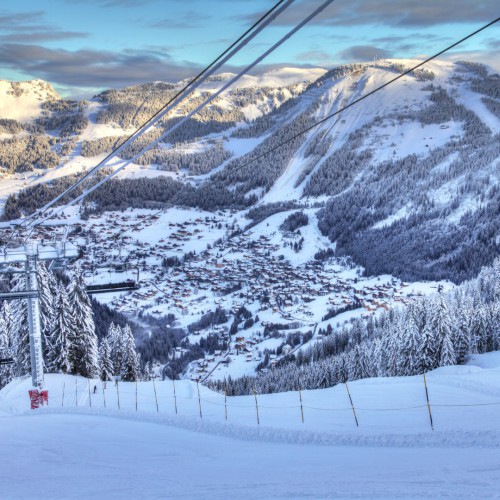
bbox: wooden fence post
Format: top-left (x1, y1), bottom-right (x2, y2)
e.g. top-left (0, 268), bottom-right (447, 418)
top-left (345, 382), bottom-right (359, 427)
top-left (423, 370), bottom-right (434, 430)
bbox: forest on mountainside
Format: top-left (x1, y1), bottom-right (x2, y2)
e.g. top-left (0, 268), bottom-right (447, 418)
top-left (209, 258), bottom-right (500, 395)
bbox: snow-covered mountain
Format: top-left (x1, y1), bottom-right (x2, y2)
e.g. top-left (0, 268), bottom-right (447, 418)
top-left (1, 63), bottom-right (500, 490)
top-left (1, 58), bottom-right (498, 282)
top-left (0, 79), bottom-right (60, 123)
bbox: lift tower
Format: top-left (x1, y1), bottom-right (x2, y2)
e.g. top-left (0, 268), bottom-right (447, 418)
top-left (0, 241), bottom-right (79, 389)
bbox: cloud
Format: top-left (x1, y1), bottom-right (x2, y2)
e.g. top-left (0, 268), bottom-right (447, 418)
top-left (0, 44), bottom-right (201, 90)
top-left (69, 0), bottom-right (157, 7)
top-left (296, 50), bottom-right (333, 63)
top-left (148, 11), bottom-right (211, 30)
top-left (0, 9), bottom-right (89, 43)
top-left (0, 31), bottom-right (88, 43)
top-left (337, 45), bottom-right (393, 61)
top-left (236, 0), bottom-right (499, 28)
top-left (441, 49), bottom-right (500, 72)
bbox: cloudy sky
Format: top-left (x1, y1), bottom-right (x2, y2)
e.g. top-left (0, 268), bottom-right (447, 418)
top-left (0, 0), bottom-right (498, 98)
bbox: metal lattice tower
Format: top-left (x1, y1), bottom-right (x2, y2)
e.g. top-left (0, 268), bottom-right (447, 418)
top-left (26, 246), bottom-right (44, 389)
top-left (0, 241), bottom-right (79, 388)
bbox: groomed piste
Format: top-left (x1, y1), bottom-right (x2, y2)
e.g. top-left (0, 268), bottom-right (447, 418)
top-left (1, 351), bottom-right (500, 498)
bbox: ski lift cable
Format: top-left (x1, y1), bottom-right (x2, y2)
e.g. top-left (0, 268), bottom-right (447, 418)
top-left (64, 17), bottom-right (499, 246)
top-left (24, 0), bottom-right (337, 237)
top-left (16, 0), bottom-right (296, 232)
top-left (33, 13), bottom-right (499, 240)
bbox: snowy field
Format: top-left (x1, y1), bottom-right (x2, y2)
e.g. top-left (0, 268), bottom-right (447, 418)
top-left (1, 352), bottom-right (500, 499)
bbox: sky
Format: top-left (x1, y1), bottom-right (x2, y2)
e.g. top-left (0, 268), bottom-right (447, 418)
top-left (0, 0), bottom-right (498, 98)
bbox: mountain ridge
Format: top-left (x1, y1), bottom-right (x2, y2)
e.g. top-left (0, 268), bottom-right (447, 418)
top-left (0, 58), bottom-right (498, 282)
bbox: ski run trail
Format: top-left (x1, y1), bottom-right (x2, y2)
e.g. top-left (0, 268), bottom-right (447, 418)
top-left (1, 352), bottom-right (500, 499)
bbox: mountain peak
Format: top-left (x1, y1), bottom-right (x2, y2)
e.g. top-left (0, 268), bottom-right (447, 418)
top-left (0, 79), bottom-right (61, 123)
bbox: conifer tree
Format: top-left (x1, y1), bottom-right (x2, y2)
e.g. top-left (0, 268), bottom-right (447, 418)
top-left (121, 325), bottom-right (140, 382)
top-left (67, 268), bottom-right (99, 378)
top-left (454, 302), bottom-right (472, 364)
top-left (37, 261), bottom-right (56, 360)
top-left (11, 272), bottom-right (30, 376)
top-left (427, 294), bottom-right (453, 365)
top-left (98, 336), bottom-right (114, 382)
top-left (49, 283), bottom-right (73, 374)
top-left (0, 302), bottom-right (15, 388)
top-left (440, 331), bottom-right (456, 366)
top-left (400, 314), bottom-right (423, 375)
top-left (108, 323), bottom-right (124, 377)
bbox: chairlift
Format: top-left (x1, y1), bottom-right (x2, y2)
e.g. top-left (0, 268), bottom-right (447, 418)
top-left (0, 348), bottom-right (14, 365)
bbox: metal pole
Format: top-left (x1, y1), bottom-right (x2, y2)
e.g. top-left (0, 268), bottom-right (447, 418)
top-left (253, 389), bottom-right (260, 426)
top-left (172, 378), bottom-right (178, 414)
top-left (25, 247), bottom-right (44, 389)
top-left (345, 382), bottom-right (359, 428)
top-left (88, 380), bottom-right (92, 407)
top-left (102, 383), bottom-right (106, 408)
top-left (224, 389), bottom-right (228, 421)
top-left (152, 377), bottom-right (159, 412)
top-left (75, 379), bottom-right (78, 407)
top-left (135, 380), bottom-right (138, 411)
top-left (61, 382), bottom-right (65, 407)
top-left (116, 380), bottom-right (120, 410)
top-left (298, 385), bottom-right (305, 424)
top-left (197, 380), bottom-right (203, 419)
top-left (423, 371), bottom-right (434, 430)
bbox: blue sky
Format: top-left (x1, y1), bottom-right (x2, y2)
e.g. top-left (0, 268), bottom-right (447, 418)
top-left (0, 0), bottom-right (498, 98)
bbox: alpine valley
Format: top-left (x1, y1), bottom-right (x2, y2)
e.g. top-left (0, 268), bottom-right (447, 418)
top-left (0, 58), bottom-right (498, 388)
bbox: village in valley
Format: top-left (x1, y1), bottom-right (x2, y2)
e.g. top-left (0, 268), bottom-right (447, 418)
top-left (7, 203), bottom-right (450, 382)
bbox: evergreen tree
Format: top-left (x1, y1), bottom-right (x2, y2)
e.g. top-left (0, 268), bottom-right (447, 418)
top-left (11, 272), bottom-right (30, 376)
top-left (400, 314), bottom-right (423, 375)
top-left (421, 322), bottom-right (437, 371)
top-left (98, 336), bottom-right (114, 382)
top-left (108, 323), bottom-right (124, 377)
top-left (440, 331), bottom-right (456, 366)
top-left (37, 261), bottom-right (56, 360)
top-left (454, 301), bottom-right (472, 364)
top-left (67, 268), bottom-right (99, 378)
top-left (48, 284), bottom-right (73, 374)
top-left (0, 309), bottom-right (10, 388)
top-left (121, 324), bottom-right (140, 382)
top-left (427, 294), bottom-right (453, 364)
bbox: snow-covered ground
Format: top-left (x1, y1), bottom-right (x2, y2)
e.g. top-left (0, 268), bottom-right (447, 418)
top-left (1, 352), bottom-right (500, 498)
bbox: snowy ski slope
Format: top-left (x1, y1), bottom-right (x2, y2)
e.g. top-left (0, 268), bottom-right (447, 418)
top-left (1, 352), bottom-right (500, 498)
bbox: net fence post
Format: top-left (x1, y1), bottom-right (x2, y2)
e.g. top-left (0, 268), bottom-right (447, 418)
top-left (172, 378), bottom-right (178, 414)
top-left (345, 382), bottom-right (359, 428)
top-left (423, 370), bottom-right (434, 430)
top-left (197, 380), bottom-right (203, 419)
top-left (153, 377), bottom-right (159, 413)
top-left (298, 385), bottom-right (305, 424)
top-left (253, 388), bottom-right (260, 426)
